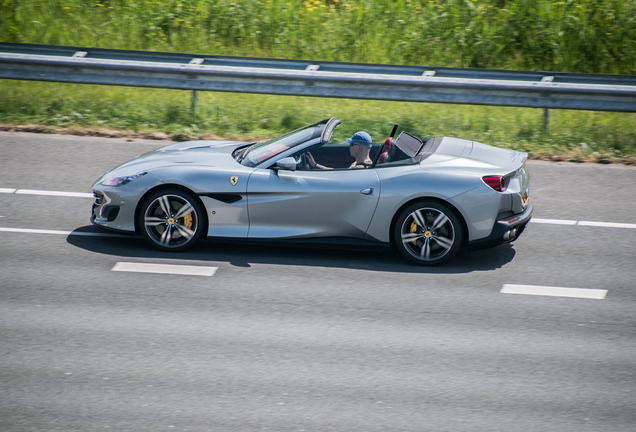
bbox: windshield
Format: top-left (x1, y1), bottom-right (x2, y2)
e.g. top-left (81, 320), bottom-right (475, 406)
top-left (239, 119), bottom-right (329, 167)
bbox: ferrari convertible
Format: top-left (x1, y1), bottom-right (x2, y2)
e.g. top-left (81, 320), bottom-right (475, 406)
top-left (91, 118), bottom-right (532, 265)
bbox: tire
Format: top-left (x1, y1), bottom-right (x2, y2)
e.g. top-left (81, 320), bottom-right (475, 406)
top-left (393, 201), bottom-right (463, 266)
top-left (138, 188), bottom-right (206, 251)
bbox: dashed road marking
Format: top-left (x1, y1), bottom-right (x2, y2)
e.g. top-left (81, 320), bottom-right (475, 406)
top-left (112, 262), bottom-right (218, 277)
top-left (577, 221), bottom-right (636, 229)
top-left (0, 227), bottom-right (129, 238)
top-left (531, 218), bottom-right (636, 229)
top-left (1, 188), bottom-right (93, 198)
top-left (15, 189), bottom-right (94, 198)
top-left (501, 284), bottom-right (607, 299)
top-left (0, 227), bottom-right (73, 235)
top-left (530, 218), bottom-right (577, 226)
top-left (2, 187), bottom-right (636, 232)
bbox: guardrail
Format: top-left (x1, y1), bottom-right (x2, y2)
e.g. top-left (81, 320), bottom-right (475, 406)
top-left (1, 42), bottom-right (635, 115)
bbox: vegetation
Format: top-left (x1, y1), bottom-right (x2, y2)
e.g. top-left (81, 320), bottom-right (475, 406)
top-left (1, 0), bottom-right (635, 162)
top-left (3, 0), bottom-right (635, 73)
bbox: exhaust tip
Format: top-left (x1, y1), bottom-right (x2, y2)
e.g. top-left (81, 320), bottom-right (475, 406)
top-left (503, 229), bottom-right (518, 242)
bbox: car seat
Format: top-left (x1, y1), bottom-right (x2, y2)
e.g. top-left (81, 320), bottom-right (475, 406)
top-left (376, 137), bottom-right (393, 165)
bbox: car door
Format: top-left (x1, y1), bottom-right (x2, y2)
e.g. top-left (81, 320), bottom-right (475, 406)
top-left (246, 167), bottom-right (381, 239)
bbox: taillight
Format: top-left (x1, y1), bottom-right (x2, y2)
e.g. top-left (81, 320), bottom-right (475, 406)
top-left (482, 175), bottom-right (507, 192)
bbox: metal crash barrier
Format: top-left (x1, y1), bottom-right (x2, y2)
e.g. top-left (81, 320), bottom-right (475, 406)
top-left (1, 42), bottom-right (635, 113)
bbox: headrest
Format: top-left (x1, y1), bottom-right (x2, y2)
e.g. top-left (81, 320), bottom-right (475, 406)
top-left (383, 137), bottom-right (393, 147)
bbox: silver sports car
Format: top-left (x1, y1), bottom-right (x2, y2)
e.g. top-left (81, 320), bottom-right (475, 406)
top-left (91, 118), bottom-right (532, 265)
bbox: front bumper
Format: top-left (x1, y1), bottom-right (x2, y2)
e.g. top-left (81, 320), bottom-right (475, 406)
top-left (90, 172), bottom-right (162, 234)
top-left (468, 202), bottom-right (533, 250)
top-left (90, 189), bottom-right (138, 234)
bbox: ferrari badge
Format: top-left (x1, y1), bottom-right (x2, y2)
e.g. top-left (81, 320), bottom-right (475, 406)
top-left (230, 176), bottom-right (239, 186)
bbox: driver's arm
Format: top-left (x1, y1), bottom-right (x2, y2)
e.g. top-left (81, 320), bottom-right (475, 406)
top-left (306, 152), bottom-right (332, 170)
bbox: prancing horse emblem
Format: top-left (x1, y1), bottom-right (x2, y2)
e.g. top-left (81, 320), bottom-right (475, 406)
top-left (230, 176), bottom-right (239, 186)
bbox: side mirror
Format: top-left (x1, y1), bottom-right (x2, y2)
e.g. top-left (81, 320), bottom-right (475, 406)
top-left (273, 157), bottom-right (297, 171)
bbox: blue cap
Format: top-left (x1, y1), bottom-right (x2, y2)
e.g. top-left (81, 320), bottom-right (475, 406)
top-left (346, 131), bottom-right (372, 146)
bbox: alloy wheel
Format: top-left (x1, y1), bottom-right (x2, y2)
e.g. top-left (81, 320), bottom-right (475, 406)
top-left (395, 203), bottom-right (462, 265)
top-left (143, 194), bottom-right (199, 249)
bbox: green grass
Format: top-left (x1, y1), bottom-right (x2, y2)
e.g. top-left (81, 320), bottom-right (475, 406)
top-left (3, 0), bottom-right (635, 73)
top-left (2, 80), bottom-right (635, 163)
top-left (1, 0), bottom-right (636, 162)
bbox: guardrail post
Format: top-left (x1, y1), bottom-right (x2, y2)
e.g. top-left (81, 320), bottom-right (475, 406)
top-left (188, 58), bottom-right (204, 116)
top-left (540, 77), bottom-right (554, 135)
top-left (543, 108), bottom-right (550, 135)
top-left (191, 90), bottom-right (199, 116)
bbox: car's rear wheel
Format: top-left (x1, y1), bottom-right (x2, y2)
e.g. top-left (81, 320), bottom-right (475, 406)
top-left (393, 201), bottom-right (463, 266)
top-left (138, 189), bottom-right (205, 251)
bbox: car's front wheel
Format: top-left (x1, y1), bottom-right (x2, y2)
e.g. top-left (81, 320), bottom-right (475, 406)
top-left (393, 201), bottom-right (463, 266)
top-left (138, 188), bottom-right (206, 251)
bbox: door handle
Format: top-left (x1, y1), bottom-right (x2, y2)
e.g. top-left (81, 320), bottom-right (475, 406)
top-left (360, 188), bottom-right (374, 195)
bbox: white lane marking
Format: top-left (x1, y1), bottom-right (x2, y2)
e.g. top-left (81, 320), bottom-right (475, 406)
top-left (578, 221), bottom-right (636, 229)
top-left (112, 262), bottom-right (218, 277)
top-left (3, 188), bottom-right (636, 229)
top-left (0, 227), bottom-right (129, 238)
top-left (15, 189), bottom-right (94, 198)
top-left (501, 284), bottom-right (607, 299)
top-left (530, 218), bottom-right (636, 229)
top-left (3, 185), bottom-right (636, 234)
top-left (530, 218), bottom-right (577, 225)
top-left (0, 227), bottom-right (72, 235)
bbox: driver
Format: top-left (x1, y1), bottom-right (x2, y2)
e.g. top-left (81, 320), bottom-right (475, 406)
top-left (307, 131), bottom-right (374, 169)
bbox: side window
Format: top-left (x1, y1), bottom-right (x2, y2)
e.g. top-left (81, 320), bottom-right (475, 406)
top-left (293, 142), bottom-right (355, 171)
top-left (293, 135), bottom-right (384, 171)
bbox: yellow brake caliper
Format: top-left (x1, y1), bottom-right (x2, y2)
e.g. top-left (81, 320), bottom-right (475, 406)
top-left (410, 221), bottom-right (418, 245)
top-left (183, 213), bottom-right (193, 229)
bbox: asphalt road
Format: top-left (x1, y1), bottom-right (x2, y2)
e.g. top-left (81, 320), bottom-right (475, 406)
top-left (1, 132), bottom-right (635, 432)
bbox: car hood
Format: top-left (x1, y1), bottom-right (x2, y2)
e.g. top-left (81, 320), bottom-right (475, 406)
top-left (420, 137), bottom-right (525, 173)
top-left (96, 140), bottom-right (248, 181)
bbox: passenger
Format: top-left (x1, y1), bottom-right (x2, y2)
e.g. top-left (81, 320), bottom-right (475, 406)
top-left (307, 131), bottom-right (374, 170)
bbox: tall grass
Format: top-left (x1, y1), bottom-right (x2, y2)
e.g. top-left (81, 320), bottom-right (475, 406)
top-left (2, 0), bottom-right (635, 74)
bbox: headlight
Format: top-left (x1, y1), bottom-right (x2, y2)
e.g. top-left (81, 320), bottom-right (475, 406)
top-left (101, 172), bottom-right (147, 186)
